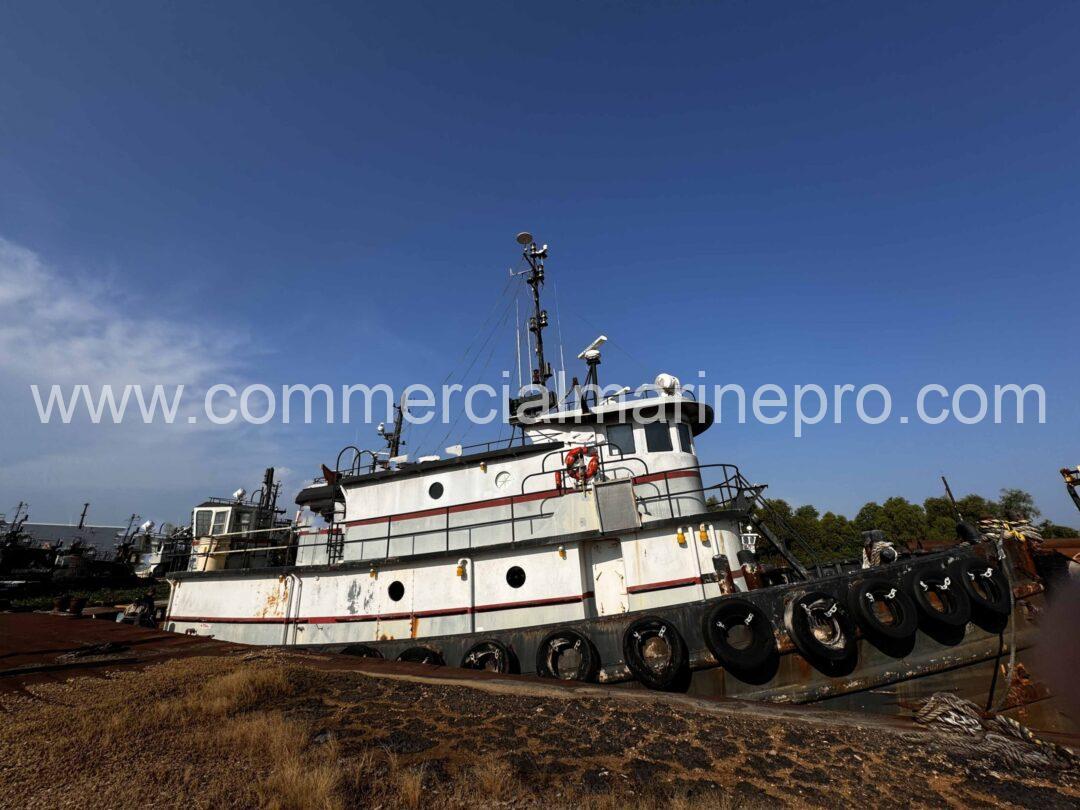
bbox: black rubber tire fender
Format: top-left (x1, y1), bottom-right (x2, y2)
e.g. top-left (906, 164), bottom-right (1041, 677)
top-left (906, 567), bottom-right (972, 629)
top-left (621, 616), bottom-right (688, 690)
top-left (847, 577), bottom-right (918, 642)
top-left (701, 598), bottom-right (777, 673)
top-left (948, 558), bottom-right (1012, 618)
top-left (535, 628), bottom-right (600, 682)
top-left (784, 591), bottom-right (858, 665)
top-left (396, 646), bottom-right (445, 666)
top-left (341, 643), bottom-right (383, 659)
top-left (460, 640), bottom-right (515, 673)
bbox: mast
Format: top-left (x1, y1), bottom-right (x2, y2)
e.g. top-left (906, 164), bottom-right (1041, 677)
top-left (516, 232), bottom-right (552, 388)
top-left (378, 400), bottom-right (406, 460)
top-left (388, 402), bottom-right (404, 458)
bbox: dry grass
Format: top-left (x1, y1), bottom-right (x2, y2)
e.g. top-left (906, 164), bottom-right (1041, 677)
top-left (0, 655), bottom-right (727, 809)
top-left (0, 658), bottom-right (340, 809)
top-left (393, 764), bottom-right (427, 809)
top-left (161, 664), bottom-right (300, 720)
top-left (466, 754), bottom-right (519, 802)
top-left (2, 652), bottom-right (1075, 809)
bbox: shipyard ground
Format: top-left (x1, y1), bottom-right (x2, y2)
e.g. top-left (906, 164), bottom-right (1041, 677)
top-left (1, 614), bottom-right (1077, 809)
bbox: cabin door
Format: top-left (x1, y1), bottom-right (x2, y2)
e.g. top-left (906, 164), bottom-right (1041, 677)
top-left (375, 569), bottom-right (413, 641)
top-left (588, 539), bottom-right (628, 616)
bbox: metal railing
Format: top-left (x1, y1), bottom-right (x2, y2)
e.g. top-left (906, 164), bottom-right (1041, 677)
top-left (169, 457), bottom-right (776, 577)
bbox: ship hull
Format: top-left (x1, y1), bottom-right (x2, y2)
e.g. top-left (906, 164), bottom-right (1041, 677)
top-left (165, 541), bottom-right (1041, 707)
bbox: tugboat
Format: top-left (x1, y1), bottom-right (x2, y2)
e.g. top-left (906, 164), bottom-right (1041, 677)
top-left (165, 233), bottom-right (1044, 706)
top-left (127, 521), bottom-right (192, 578)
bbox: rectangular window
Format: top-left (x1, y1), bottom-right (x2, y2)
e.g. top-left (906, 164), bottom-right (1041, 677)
top-left (210, 510), bottom-right (229, 536)
top-left (644, 422), bottom-right (673, 452)
top-left (606, 423), bottom-right (636, 456)
top-left (676, 422), bottom-right (693, 453)
top-left (231, 510), bottom-right (252, 535)
top-left (194, 509), bottom-right (212, 537)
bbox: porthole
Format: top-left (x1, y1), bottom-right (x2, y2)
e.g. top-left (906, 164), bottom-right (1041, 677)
top-left (506, 566), bottom-right (526, 588)
top-left (428, 482), bottom-right (444, 499)
top-left (388, 581), bottom-right (405, 601)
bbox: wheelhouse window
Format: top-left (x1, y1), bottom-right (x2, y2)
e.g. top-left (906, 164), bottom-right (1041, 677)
top-left (194, 509), bottom-right (212, 537)
top-left (606, 423), bottom-right (635, 456)
top-left (210, 510), bottom-right (229, 536)
top-left (644, 421), bottom-right (673, 452)
top-left (676, 422), bottom-right (693, 453)
top-left (232, 510), bottom-right (253, 536)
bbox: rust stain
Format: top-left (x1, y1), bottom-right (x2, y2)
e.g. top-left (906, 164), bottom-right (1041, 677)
top-left (256, 581), bottom-right (289, 618)
top-left (410, 615), bottom-right (419, 638)
top-left (1002, 662), bottom-right (1052, 713)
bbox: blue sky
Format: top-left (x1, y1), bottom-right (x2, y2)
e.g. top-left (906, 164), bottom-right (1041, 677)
top-left (0, 2), bottom-right (1077, 526)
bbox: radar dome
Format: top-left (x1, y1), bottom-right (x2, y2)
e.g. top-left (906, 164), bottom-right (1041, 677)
top-left (654, 373), bottom-right (681, 394)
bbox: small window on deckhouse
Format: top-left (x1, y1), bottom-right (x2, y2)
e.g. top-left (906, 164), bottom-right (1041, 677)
top-left (606, 423), bottom-right (635, 456)
top-left (194, 509), bottom-right (212, 537)
top-left (644, 421), bottom-right (673, 452)
top-left (210, 510), bottom-right (229, 536)
top-left (676, 422), bottom-right (693, 453)
top-left (232, 509), bottom-right (253, 536)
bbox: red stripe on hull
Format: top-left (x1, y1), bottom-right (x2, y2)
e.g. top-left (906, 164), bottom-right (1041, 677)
top-left (337, 469), bottom-right (701, 528)
top-left (626, 576), bottom-right (701, 594)
top-left (168, 591), bottom-right (596, 625)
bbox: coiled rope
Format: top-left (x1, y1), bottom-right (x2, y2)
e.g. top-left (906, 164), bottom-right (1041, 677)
top-left (914, 692), bottom-right (1077, 771)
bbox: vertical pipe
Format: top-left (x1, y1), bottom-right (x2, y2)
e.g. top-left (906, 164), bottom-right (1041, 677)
top-left (712, 555), bottom-right (737, 595)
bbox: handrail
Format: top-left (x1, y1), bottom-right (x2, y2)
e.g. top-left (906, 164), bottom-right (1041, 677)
top-left (169, 460), bottom-right (821, 577)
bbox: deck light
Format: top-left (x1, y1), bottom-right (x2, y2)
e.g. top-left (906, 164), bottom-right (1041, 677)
top-left (676, 528), bottom-right (687, 546)
top-left (456, 559), bottom-right (468, 578)
top-left (369, 567), bottom-right (377, 578)
top-left (558, 545), bottom-right (566, 559)
top-left (698, 524), bottom-right (709, 544)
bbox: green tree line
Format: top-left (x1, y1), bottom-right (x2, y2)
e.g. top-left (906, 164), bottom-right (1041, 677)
top-left (709, 487), bottom-right (1078, 562)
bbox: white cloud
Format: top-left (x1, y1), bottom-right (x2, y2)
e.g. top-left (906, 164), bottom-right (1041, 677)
top-left (0, 235), bottom-right (284, 524)
top-left (0, 237), bottom-right (237, 385)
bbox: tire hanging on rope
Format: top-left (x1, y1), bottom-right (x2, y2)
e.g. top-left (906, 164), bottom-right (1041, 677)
top-left (948, 558), bottom-right (1012, 620)
top-left (847, 577), bottom-right (918, 644)
top-left (460, 639), bottom-right (517, 674)
top-left (906, 567), bottom-right (972, 630)
top-left (784, 591), bottom-right (858, 674)
top-left (535, 628), bottom-right (600, 682)
top-left (621, 616), bottom-right (688, 690)
top-left (397, 646), bottom-right (445, 666)
top-left (700, 598), bottom-right (779, 682)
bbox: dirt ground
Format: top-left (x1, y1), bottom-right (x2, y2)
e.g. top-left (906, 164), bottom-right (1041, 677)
top-left (1, 644), bottom-right (1077, 809)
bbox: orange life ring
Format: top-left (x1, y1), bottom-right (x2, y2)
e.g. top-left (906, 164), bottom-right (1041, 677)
top-left (565, 446), bottom-right (600, 481)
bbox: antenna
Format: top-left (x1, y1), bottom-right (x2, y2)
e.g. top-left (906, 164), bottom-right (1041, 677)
top-left (377, 399), bottom-right (406, 462)
top-left (515, 298), bottom-right (523, 389)
top-left (577, 335), bottom-right (607, 410)
top-left (941, 476), bottom-right (963, 522)
top-left (516, 231), bottom-right (552, 388)
top-left (554, 280), bottom-right (567, 405)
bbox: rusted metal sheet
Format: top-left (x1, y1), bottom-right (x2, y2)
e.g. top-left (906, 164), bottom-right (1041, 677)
top-left (1042, 538), bottom-right (1080, 562)
top-left (0, 611), bottom-right (570, 686)
top-left (0, 612), bottom-right (229, 692)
